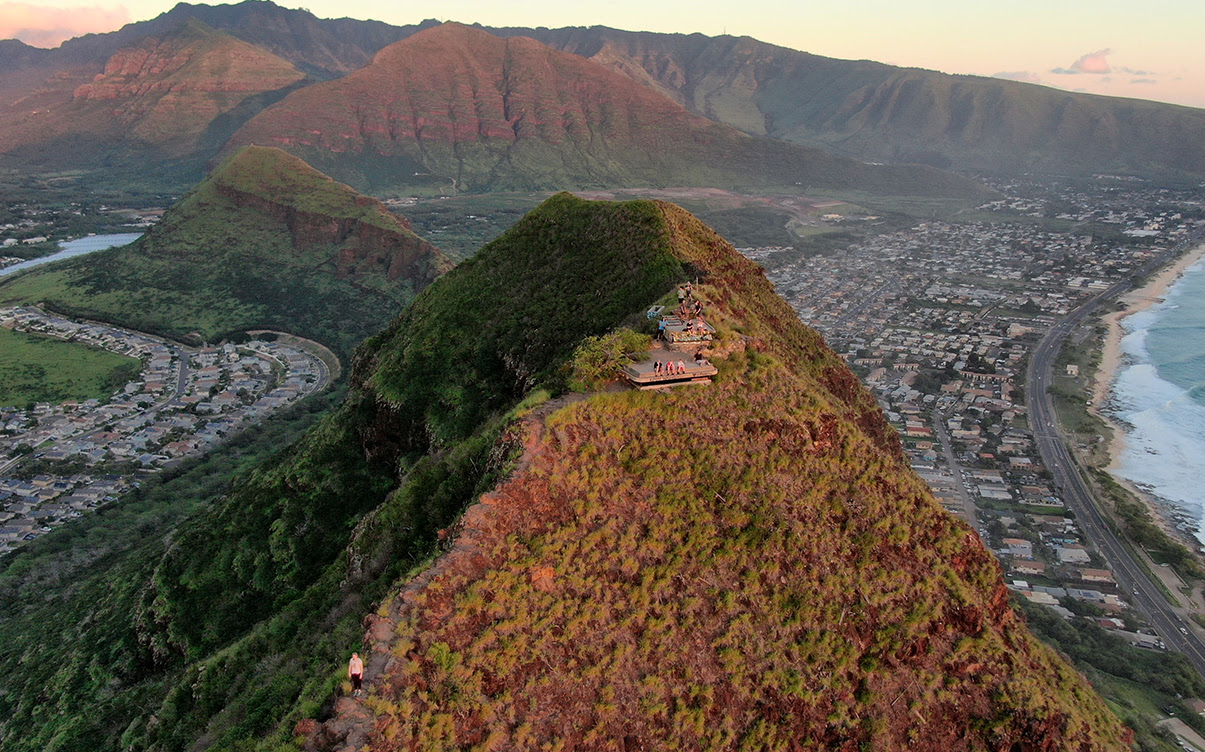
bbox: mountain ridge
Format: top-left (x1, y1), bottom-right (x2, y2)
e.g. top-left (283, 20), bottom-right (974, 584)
top-left (499, 24), bottom-right (1205, 179)
top-left (303, 194), bottom-right (1130, 750)
top-left (225, 23), bottom-right (991, 199)
top-left (0, 192), bottom-right (1131, 751)
top-left (3, 2), bottom-right (1203, 182)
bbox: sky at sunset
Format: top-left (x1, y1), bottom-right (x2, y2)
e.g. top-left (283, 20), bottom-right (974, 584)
top-left (3, 0), bottom-right (1203, 109)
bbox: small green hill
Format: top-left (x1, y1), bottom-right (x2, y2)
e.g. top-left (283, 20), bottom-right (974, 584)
top-left (0, 146), bottom-right (448, 358)
top-left (0, 194), bottom-right (1127, 751)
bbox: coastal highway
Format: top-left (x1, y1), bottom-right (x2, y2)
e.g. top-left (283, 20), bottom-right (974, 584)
top-left (1027, 229), bottom-right (1205, 677)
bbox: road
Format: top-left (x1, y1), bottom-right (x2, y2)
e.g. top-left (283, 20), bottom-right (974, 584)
top-left (1026, 229), bottom-right (1205, 677)
top-left (931, 408), bottom-right (979, 525)
top-left (835, 278), bottom-right (897, 326)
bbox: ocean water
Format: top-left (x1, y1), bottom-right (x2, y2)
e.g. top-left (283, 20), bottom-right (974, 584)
top-left (0, 232), bottom-right (142, 277)
top-left (1110, 255), bottom-right (1205, 544)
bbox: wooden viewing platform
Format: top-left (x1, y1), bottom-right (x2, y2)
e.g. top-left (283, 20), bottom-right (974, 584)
top-left (658, 316), bottom-right (715, 350)
top-left (623, 358), bottom-right (718, 390)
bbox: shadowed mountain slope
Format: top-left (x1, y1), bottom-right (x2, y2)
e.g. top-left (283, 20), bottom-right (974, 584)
top-left (225, 23), bottom-right (992, 200)
top-left (500, 25), bottom-right (1205, 180)
top-left (0, 145), bottom-right (447, 356)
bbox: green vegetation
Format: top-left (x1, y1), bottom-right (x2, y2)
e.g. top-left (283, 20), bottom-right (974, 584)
top-left (0, 147), bottom-right (444, 359)
top-left (0, 173), bottom-right (170, 248)
top-left (1017, 596), bottom-right (1205, 751)
top-left (362, 193), bottom-right (687, 446)
top-left (818, 191), bottom-right (980, 219)
top-left (1094, 468), bottom-right (1205, 580)
top-left (208, 145), bottom-right (398, 232)
top-left (0, 389), bottom-right (340, 749)
top-left (0, 194), bottom-right (1128, 750)
top-left (0, 327), bottom-right (141, 406)
top-left (366, 350), bottom-right (1127, 749)
top-left (566, 328), bottom-right (650, 391)
top-left (398, 194), bottom-right (546, 260)
top-left (1049, 326), bottom-right (1114, 465)
top-left (692, 206), bottom-right (801, 249)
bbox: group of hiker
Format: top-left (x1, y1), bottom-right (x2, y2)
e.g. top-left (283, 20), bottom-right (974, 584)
top-left (658, 283), bottom-right (712, 343)
top-left (676, 284), bottom-right (705, 321)
top-left (653, 359), bottom-right (688, 376)
top-left (651, 349), bottom-right (709, 378)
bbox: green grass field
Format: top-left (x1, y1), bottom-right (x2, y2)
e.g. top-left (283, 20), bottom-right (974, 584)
top-left (0, 326), bottom-right (141, 407)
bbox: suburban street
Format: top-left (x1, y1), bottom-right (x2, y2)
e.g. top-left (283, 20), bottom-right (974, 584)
top-left (1026, 230), bottom-right (1205, 677)
top-left (931, 408), bottom-right (979, 524)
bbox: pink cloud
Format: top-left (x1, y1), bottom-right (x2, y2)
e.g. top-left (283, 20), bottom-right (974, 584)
top-left (0, 3), bottom-right (129, 48)
top-left (1052, 48), bottom-right (1112, 75)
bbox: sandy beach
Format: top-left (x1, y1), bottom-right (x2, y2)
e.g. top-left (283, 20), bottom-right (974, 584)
top-left (1090, 240), bottom-right (1205, 519)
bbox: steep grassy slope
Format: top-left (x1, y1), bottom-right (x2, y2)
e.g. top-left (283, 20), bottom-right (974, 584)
top-left (226, 24), bottom-right (992, 201)
top-left (0, 194), bottom-right (1126, 751)
top-left (324, 196), bottom-right (1128, 750)
top-left (357, 367), bottom-right (1126, 750)
top-left (503, 25), bottom-right (1205, 181)
top-left (0, 194), bottom-right (718, 752)
top-left (0, 146), bottom-right (447, 357)
top-left (0, 20), bottom-right (307, 178)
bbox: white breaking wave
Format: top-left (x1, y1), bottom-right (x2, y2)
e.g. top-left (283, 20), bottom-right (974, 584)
top-left (1111, 261), bottom-right (1205, 544)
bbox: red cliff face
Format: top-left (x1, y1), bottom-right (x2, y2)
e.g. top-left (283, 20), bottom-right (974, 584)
top-left (211, 181), bottom-right (444, 288)
top-left (223, 22), bottom-right (859, 193)
top-left (0, 20), bottom-right (305, 162)
top-left (73, 29), bottom-right (303, 101)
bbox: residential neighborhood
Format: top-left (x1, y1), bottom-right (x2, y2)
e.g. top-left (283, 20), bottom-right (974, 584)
top-left (746, 177), bottom-right (1205, 640)
top-left (0, 307), bottom-right (329, 553)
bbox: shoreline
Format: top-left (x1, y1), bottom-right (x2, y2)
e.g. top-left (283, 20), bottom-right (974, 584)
top-left (0, 233), bottom-right (142, 279)
top-left (1090, 240), bottom-right (1205, 535)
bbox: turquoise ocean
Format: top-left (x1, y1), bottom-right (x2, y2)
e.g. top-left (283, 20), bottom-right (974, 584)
top-left (1111, 255), bottom-right (1205, 544)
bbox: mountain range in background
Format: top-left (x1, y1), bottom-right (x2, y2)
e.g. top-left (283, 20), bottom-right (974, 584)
top-left (1, 0), bottom-right (1203, 191)
top-left (504, 25), bottom-right (1205, 180)
top-left (0, 19), bottom-right (306, 178)
top-left (223, 22), bottom-right (988, 198)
